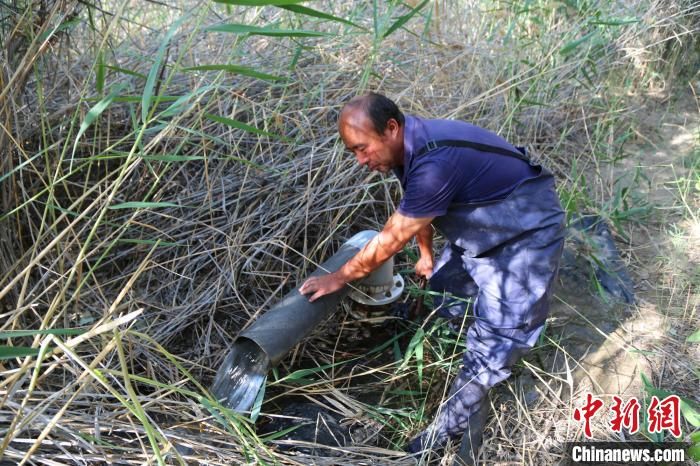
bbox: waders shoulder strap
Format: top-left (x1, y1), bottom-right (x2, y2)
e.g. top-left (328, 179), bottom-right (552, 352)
top-left (415, 139), bottom-right (530, 163)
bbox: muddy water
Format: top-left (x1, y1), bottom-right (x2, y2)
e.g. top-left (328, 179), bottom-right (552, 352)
top-left (210, 338), bottom-right (270, 412)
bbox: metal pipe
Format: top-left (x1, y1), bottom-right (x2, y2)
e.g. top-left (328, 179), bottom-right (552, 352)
top-left (211, 230), bottom-right (379, 411)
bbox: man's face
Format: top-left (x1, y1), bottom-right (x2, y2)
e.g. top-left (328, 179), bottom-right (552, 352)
top-left (338, 108), bottom-right (402, 173)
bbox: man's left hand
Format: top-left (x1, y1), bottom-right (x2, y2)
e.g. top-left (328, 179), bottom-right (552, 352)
top-left (299, 272), bottom-right (346, 302)
top-left (415, 254), bottom-right (434, 279)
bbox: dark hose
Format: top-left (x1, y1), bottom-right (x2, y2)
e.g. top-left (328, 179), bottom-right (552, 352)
top-left (210, 230), bottom-right (378, 411)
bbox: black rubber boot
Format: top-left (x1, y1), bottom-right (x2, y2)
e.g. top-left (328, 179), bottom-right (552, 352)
top-left (406, 369), bottom-right (489, 453)
top-left (453, 401), bottom-right (490, 465)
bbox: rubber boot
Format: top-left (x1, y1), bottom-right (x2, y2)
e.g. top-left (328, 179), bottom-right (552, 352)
top-left (453, 401), bottom-right (490, 465)
top-left (406, 369), bottom-right (488, 453)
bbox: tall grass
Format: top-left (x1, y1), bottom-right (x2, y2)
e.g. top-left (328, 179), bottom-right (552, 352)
top-left (1, 0), bottom-right (698, 463)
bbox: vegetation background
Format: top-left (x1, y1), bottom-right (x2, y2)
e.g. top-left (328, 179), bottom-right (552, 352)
top-left (0, 0), bottom-right (698, 464)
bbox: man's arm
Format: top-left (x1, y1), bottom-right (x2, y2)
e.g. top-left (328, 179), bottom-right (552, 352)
top-left (415, 223), bottom-right (434, 278)
top-left (299, 212), bottom-right (434, 302)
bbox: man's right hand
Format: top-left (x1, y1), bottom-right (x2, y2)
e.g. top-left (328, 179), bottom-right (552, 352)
top-left (299, 272), bottom-right (346, 302)
top-left (415, 254), bottom-right (434, 279)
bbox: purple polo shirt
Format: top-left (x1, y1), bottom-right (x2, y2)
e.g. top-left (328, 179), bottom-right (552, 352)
top-left (393, 115), bottom-right (539, 218)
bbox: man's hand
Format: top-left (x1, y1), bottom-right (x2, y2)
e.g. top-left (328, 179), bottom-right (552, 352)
top-left (415, 253), bottom-right (434, 279)
top-left (299, 272), bottom-right (346, 302)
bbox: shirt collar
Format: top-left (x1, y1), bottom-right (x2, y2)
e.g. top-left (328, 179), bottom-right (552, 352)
top-left (403, 114), bottom-right (416, 163)
top-left (393, 114), bottom-right (416, 186)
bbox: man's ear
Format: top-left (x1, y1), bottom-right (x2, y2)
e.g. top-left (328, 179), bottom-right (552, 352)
top-left (385, 118), bottom-right (400, 137)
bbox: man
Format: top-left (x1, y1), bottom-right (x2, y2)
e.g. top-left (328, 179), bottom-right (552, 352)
top-left (299, 92), bottom-right (565, 454)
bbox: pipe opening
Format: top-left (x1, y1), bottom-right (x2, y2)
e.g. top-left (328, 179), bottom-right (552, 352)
top-left (210, 337), bottom-right (270, 412)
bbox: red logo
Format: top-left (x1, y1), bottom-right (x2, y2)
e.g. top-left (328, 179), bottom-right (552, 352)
top-left (610, 395), bottom-right (640, 434)
top-left (573, 393), bottom-right (682, 439)
top-left (647, 395), bottom-right (681, 438)
top-left (573, 393), bottom-right (604, 438)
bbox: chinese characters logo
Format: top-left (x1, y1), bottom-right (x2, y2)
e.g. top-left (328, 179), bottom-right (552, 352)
top-left (573, 393), bottom-right (681, 438)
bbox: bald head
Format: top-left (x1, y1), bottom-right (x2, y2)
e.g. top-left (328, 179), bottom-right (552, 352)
top-left (338, 92), bottom-right (405, 173)
top-left (340, 92), bottom-right (404, 136)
